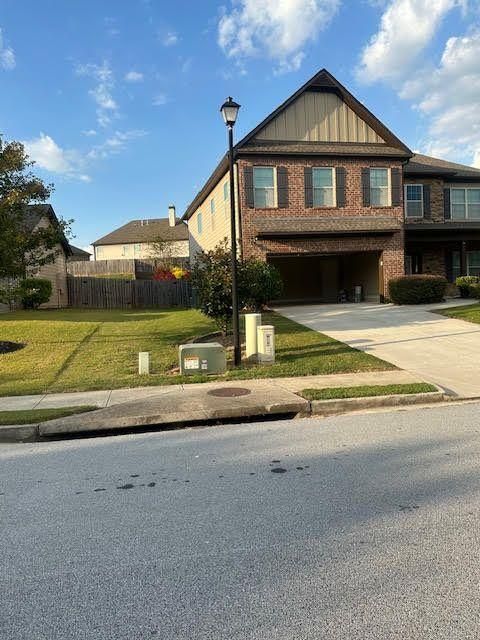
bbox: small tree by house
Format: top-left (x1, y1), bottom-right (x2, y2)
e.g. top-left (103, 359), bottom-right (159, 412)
top-left (149, 235), bottom-right (178, 270)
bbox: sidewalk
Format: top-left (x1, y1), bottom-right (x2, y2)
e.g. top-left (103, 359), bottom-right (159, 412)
top-left (0, 369), bottom-right (424, 411)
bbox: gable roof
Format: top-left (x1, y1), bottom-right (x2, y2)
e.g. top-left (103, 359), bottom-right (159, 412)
top-left (25, 204), bottom-right (71, 256)
top-left (405, 153), bottom-right (480, 180)
top-left (182, 68), bottom-right (412, 221)
top-left (92, 218), bottom-right (189, 246)
top-left (69, 244), bottom-right (92, 258)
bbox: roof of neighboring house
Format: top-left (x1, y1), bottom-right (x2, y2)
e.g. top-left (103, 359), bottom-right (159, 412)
top-left (25, 204), bottom-right (71, 255)
top-left (182, 68), bottom-right (412, 221)
top-left (69, 244), bottom-right (92, 258)
top-left (405, 154), bottom-right (480, 180)
top-left (255, 216), bottom-right (401, 237)
top-left (92, 218), bottom-right (189, 246)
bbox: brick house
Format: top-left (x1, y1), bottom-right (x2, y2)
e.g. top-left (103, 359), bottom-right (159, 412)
top-left (183, 68), bottom-right (480, 303)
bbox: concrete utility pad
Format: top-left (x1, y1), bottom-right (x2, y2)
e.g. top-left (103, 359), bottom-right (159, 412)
top-left (39, 382), bottom-right (308, 436)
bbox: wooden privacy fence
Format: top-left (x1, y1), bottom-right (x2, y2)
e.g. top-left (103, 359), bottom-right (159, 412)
top-left (68, 277), bottom-right (192, 309)
top-left (67, 258), bottom-right (190, 279)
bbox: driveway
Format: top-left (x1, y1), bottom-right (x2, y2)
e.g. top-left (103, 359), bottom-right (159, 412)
top-left (277, 301), bottom-right (480, 397)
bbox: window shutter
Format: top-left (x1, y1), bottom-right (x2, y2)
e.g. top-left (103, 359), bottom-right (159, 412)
top-left (391, 168), bottom-right (402, 206)
top-left (444, 188), bottom-right (451, 220)
top-left (335, 167), bottom-right (346, 207)
top-left (445, 251), bottom-right (453, 283)
top-left (244, 166), bottom-right (254, 208)
top-left (304, 167), bottom-right (313, 207)
top-left (277, 166), bottom-right (288, 208)
top-left (361, 168), bottom-right (371, 207)
top-left (423, 184), bottom-right (431, 219)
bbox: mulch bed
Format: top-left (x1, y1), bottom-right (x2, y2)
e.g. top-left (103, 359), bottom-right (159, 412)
top-left (0, 341), bottom-right (25, 355)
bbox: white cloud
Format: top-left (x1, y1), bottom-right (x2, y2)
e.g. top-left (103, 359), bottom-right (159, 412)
top-left (0, 28), bottom-right (15, 70)
top-left (162, 31), bottom-right (178, 46)
top-left (23, 133), bottom-right (90, 182)
top-left (357, 0), bottom-right (464, 83)
top-left (76, 61), bottom-right (118, 127)
top-left (152, 93), bottom-right (168, 106)
top-left (82, 129), bottom-right (97, 137)
top-left (86, 129), bottom-right (147, 160)
top-left (218, 0), bottom-right (340, 74)
top-left (125, 70), bottom-right (144, 82)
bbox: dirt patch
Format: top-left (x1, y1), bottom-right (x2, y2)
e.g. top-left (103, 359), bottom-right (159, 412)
top-left (0, 341), bottom-right (26, 355)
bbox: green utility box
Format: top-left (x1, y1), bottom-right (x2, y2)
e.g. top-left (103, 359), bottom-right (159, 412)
top-left (179, 342), bottom-right (227, 376)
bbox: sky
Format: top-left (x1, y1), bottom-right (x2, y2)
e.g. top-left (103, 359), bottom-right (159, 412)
top-left (1, 0), bottom-right (479, 252)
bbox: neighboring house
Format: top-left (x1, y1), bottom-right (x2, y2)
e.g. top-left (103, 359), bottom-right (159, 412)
top-left (92, 206), bottom-right (189, 260)
top-left (25, 204), bottom-right (71, 308)
top-left (183, 68), bottom-right (480, 303)
top-left (68, 245), bottom-right (91, 262)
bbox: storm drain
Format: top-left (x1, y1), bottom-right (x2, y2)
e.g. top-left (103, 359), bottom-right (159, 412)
top-left (207, 387), bottom-right (252, 398)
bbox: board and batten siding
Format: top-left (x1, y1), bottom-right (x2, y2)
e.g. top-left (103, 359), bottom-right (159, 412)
top-left (94, 240), bottom-right (190, 261)
top-left (188, 166), bottom-right (240, 259)
top-left (255, 92), bottom-right (384, 144)
top-left (30, 216), bottom-right (69, 308)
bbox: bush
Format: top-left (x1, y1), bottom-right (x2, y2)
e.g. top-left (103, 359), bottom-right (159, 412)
top-left (388, 275), bottom-right (447, 305)
top-left (468, 283), bottom-right (480, 299)
top-left (0, 280), bottom-right (21, 310)
top-left (239, 259), bottom-right (283, 311)
top-left (455, 275), bottom-right (479, 298)
top-left (18, 278), bottom-right (52, 309)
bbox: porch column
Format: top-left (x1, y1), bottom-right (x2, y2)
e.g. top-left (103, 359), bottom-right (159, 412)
top-left (460, 241), bottom-right (468, 275)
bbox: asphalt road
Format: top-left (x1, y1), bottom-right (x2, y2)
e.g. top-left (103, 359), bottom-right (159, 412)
top-left (2, 403), bottom-right (480, 639)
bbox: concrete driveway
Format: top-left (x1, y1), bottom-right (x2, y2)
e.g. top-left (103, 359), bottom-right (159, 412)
top-left (277, 300), bottom-right (480, 397)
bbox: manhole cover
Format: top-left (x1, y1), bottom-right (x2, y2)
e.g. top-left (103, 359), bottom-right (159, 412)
top-left (207, 387), bottom-right (251, 398)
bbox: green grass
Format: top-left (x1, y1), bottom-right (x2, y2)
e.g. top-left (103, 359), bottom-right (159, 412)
top-left (301, 382), bottom-right (438, 401)
top-left (0, 308), bottom-right (394, 397)
top-left (0, 406), bottom-right (97, 425)
top-left (437, 303), bottom-right (480, 324)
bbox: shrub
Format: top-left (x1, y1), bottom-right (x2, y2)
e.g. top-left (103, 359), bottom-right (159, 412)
top-left (388, 275), bottom-right (447, 305)
top-left (18, 278), bottom-right (52, 309)
top-left (468, 283), bottom-right (480, 299)
top-left (455, 275), bottom-right (479, 298)
top-left (0, 280), bottom-right (21, 310)
top-left (239, 259), bottom-right (283, 311)
top-left (152, 268), bottom-right (176, 281)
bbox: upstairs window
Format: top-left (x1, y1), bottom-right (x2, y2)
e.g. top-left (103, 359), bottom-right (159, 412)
top-left (253, 167), bottom-right (276, 208)
top-left (122, 245), bottom-right (130, 256)
top-left (451, 188), bottom-right (480, 220)
top-left (134, 243), bottom-right (142, 254)
top-left (223, 182), bottom-right (229, 201)
top-left (197, 212), bottom-right (203, 234)
top-left (405, 184), bottom-right (424, 218)
top-left (312, 168), bottom-right (335, 206)
top-left (210, 198), bottom-right (215, 214)
top-left (370, 168), bottom-right (390, 206)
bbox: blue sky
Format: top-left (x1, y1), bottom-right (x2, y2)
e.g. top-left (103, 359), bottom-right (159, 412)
top-left (1, 0), bottom-right (479, 251)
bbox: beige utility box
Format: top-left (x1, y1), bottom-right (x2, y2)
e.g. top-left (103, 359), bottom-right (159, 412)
top-left (245, 313), bottom-right (262, 361)
top-left (257, 325), bottom-right (275, 364)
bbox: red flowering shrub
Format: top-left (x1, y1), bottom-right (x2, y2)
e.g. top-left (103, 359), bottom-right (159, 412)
top-left (152, 268), bottom-right (176, 281)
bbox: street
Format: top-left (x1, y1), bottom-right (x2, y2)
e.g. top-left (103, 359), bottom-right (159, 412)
top-left (2, 403), bottom-right (480, 639)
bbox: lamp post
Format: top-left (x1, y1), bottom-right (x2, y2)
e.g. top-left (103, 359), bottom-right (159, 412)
top-left (220, 96), bottom-right (241, 367)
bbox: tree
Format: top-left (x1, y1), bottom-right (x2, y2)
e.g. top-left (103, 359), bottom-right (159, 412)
top-left (0, 137), bottom-right (71, 278)
top-left (148, 235), bottom-right (177, 270)
top-left (239, 259), bottom-right (283, 311)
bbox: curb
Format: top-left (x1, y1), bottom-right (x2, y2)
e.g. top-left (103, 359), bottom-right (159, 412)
top-left (308, 391), bottom-right (448, 416)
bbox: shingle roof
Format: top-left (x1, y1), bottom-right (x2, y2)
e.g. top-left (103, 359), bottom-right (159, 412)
top-left (93, 218), bottom-right (189, 246)
top-left (255, 216), bottom-right (401, 237)
top-left (405, 154), bottom-right (480, 180)
top-left (69, 244), bottom-right (91, 257)
top-left (239, 141), bottom-right (411, 158)
top-left (25, 204), bottom-right (71, 255)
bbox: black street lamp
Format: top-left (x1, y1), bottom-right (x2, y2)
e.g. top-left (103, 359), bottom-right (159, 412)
top-left (220, 96), bottom-right (241, 367)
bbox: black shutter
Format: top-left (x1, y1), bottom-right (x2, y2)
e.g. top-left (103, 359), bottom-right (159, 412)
top-left (391, 168), bottom-right (402, 206)
top-left (423, 184), bottom-right (431, 219)
top-left (277, 166), bottom-right (288, 208)
top-left (445, 250), bottom-right (453, 283)
top-left (304, 167), bottom-right (313, 207)
top-left (244, 166), bottom-right (254, 208)
top-left (361, 168), bottom-right (371, 206)
top-left (335, 167), bottom-right (346, 207)
top-left (444, 188), bottom-right (451, 220)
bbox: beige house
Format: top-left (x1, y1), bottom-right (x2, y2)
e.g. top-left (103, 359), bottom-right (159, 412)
top-left (92, 206), bottom-right (189, 261)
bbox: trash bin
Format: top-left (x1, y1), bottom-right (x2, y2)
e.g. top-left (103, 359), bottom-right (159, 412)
top-left (354, 285), bottom-right (363, 303)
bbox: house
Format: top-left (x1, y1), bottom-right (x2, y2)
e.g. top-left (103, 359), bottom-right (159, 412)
top-left (25, 204), bottom-right (71, 308)
top-left (92, 206), bottom-right (189, 261)
top-left (183, 68), bottom-right (480, 303)
top-left (68, 245), bottom-right (91, 262)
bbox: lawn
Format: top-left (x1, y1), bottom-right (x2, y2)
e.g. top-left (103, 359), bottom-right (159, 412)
top-left (0, 406), bottom-right (96, 425)
top-left (437, 303), bottom-right (480, 324)
top-left (0, 308), bottom-right (394, 397)
top-left (301, 383), bottom-right (437, 401)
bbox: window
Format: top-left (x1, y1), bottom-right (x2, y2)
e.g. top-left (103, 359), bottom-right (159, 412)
top-left (122, 245), bottom-right (130, 256)
top-left (312, 168), bottom-right (335, 207)
top-left (210, 198), bottom-right (215, 214)
top-left (96, 246), bottom-right (104, 258)
top-left (405, 184), bottom-right (423, 217)
top-left (223, 182), bottom-right (229, 201)
top-left (452, 250), bottom-right (480, 279)
top-left (451, 188), bottom-right (480, 220)
top-left (197, 212), bottom-right (203, 234)
top-left (370, 168), bottom-right (390, 206)
top-left (134, 243), bottom-right (141, 254)
top-left (253, 166), bottom-right (276, 208)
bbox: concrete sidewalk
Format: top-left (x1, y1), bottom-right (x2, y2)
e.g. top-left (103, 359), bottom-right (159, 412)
top-left (0, 370), bottom-right (423, 412)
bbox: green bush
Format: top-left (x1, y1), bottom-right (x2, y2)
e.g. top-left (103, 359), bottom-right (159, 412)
top-left (239, 259), bottom-right (283, 311)
top-left (19, 278), bottom-right (52, 309)
top-left (455, 275), bottom-right (479, 298)
top-left (389, 275), bottom-right (447, 305)
top-left (0, 280), bottom-right (21, 310)
top-left (468, 283), bottom-right (480, 299)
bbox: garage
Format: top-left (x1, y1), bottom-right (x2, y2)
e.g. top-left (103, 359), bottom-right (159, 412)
top-left (268, 252), bottom-right (381, 303)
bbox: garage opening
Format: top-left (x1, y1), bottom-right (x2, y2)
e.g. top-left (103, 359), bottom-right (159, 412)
top-left (268, 252), bottom-right (380, 303)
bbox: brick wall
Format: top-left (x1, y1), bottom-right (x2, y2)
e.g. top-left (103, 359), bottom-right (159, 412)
top-left (237, 156), bottom-right (405, 298)
top-left (404, 177), bottom-right (445, 223)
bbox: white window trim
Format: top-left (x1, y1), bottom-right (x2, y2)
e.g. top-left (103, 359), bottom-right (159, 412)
top-left (197, 212), bottom-right (203, 235)
top-left (450, 187), bottom-right (480, 220)
top-left (404, 183), bottom-right (424, 218)
top-left (312, 167), bottom-right (336, 208)
top-left (253, 166), bottom-right (277, 209)
top-left (370, 167), bottom-right (391, 208)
